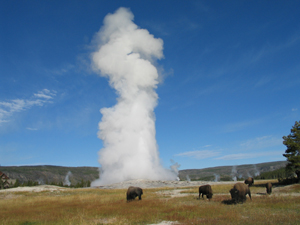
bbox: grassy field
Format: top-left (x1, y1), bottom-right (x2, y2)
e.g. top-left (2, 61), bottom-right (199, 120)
top-left (1, 180), bottom-right (300, 225)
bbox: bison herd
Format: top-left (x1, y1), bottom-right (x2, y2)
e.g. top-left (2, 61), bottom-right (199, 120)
top-left (126, 178), bottom-right (273, 204)
top-left (200, 178), bottom-right (273, 204)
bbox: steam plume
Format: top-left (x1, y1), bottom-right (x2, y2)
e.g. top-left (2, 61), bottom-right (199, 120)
top-left (214, 173), bottom-right (220, 182)
top-left (91, 8), bottom-right (177, 186)
top-left (253, 164), bottom-right (260, 176)
top-left (246, 171), bottom-right (251, 178)
top-left (170, 160), bottom-right (180, 174)
top-left (231, 166), bottom-right (237, 181)
top-left (186, 175), bottom-right (191, 182)
top-left (63, 171), bottom-right (72, 186)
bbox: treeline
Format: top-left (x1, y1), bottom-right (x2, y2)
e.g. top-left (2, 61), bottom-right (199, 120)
top-left (190, 167), bottom-right (296, 182)
top-left (254, 167), bottom-right (295, 180)
top-left (256, 167), bottom-right (300, 185)
top-left (8, 179), bottom-right (91, 188)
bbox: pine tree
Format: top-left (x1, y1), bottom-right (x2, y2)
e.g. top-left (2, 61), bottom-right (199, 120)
top-left (87, 180), bottom-right (91, 187)
top-left (14, 179), bottom-right (20, 187)
top-left (283, 121), bottom-right (300, 179)
top-left (0, 179), bottom-right (3, 189)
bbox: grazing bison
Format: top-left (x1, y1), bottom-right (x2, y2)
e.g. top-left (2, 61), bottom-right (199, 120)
top-left (230, 183), bottom-right (251, 203)
top-left (244, 177), bottom-right (254, 186)
top-left (199, 184), bottom-right (213, 200)
top-left (126, 186), bottom-right (143, 201)
top-left (266, 182), bottom-right (272, 195)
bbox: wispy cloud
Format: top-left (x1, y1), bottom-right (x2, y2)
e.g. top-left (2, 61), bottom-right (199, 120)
top-left (0, 143), bottom-right (35, 165)
top-left (254, 76), bottom-right (272, 88)
top-left (0, 89), bottom-right (56, 125)
top-left (26, 127), bottom-right (39, 131)
top-left (221, 119), bottom-right (261, 133)
top-left (240, 135), bottom-right (282, 151)
top-left (241, 32), bottom-right (300, 68)
top-left (175, 149), bottom-right (221, 159)
top-left (46, 64), bottom-right (75, 75)
top-left (216, 150), bottom-right (283, 160)
top-left (215, 136), bottom-right (283, 160)
top-left (33, 89), bottom-right (55, 99)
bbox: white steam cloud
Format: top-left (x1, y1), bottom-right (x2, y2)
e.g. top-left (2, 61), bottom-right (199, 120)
top-left (63, 171), bottom-right (72, 186)
top-left (91, 8), bottom-right (177, 186)
top-left (253, 164), bottom-right (260, 176)
top-left (231, 166), bottom-right (237, 181)
top-left (214, 173), bottom-right (220, 182)
top-left (186, 175), bottom-right (191, 182)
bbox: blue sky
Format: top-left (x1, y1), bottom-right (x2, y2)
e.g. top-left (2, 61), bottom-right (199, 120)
top-left (1, 1), bottom-right (299, 170)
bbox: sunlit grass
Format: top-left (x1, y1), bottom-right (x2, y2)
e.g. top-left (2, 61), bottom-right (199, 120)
top-left (1, 182), bottom-right (300, 224)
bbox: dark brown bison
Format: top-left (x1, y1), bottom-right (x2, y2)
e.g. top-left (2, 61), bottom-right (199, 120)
top-left (244, 177), bottom-right (254, 186)
top-left (199, 184), bottom-right (213, 200)
top-left (266, 182), bottom-right (272, 194)
top-left (126, 186), bottom-right (143, 201)
top-left (230, 183), bottom-right (251, 203)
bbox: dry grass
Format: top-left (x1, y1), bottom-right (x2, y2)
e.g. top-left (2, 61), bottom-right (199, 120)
top-left (1, 181), bottom-right (300, 225)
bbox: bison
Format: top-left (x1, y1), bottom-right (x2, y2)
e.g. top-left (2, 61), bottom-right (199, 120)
top-left (199, 184), bottom-right (213, 200)
top-left (230, 183), bottom-right (251, 203)
top-left (244, 177), bottom-right (254, 186)
top-left (126, 186), bottom-right (143, 201)
top-left (266, 182), bottom-right (272, 195)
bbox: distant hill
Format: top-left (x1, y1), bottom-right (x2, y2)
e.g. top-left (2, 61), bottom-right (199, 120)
top-left (178, 161), bottom-right (287, 181)
top-left (0, 161), bottom-right (287, 185)
top-left (0, 165), bottom-right (99, 185)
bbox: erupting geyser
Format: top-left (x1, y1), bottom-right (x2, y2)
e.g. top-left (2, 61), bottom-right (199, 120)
top-left (91, 7), bottom-right (177, 186)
